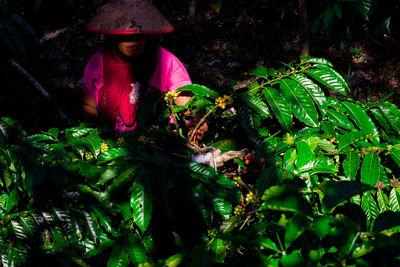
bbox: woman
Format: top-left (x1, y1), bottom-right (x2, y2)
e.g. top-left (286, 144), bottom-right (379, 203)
top-left (81, 0), bottom-right (196, 134)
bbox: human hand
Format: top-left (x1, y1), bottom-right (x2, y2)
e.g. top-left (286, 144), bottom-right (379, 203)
top-left (185, 113), bottom-right (208, 135)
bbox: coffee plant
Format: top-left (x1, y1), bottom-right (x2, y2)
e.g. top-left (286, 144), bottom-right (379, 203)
top-left (2, 56), bottom-right (400, 266)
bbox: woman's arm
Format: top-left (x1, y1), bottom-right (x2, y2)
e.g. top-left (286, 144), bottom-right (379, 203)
top-left (81, 95), bottom-right (98, 121)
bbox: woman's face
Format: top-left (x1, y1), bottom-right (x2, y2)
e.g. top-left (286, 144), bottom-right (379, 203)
top-left (116, 34), bottom-right (147, 58)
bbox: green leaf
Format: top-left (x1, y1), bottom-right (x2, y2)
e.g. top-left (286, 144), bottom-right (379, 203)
top-left (82, 211), bottom-right (101, 243)
top-left (240, 105), bottom-right (258, 140)
top-left (306, 65), bottom-right (348, 95)
top-left (361, 191), bottom-right (379, 221)
top-left (250, 65), bottom-right (268, 78)
top-left (212, 193), bottom-right (232, 221)
top-left (377, 190), bottom-right (390, 213)
top-left (164, 253), bottom-right (184, 267)
top-left (373, 211), bottom-right (400, 232)
top-left (284, 213), bottom-right (308, 250)
top-left (264, 87), bottom-right (293, 129)
top-left (311, 158), bottom-right (338, 175)
top-left (390, 147), bottom-right (400, 169)
top-left (290, 73), bottom-right (327, 115)
top-left (333, 2), bottom-right (342, 18)
top-left (390, 188), bottom-right (400, 212)
top-left (317, 138), bottom-right (336, 154)
top-left (96, 148), bottom-right (130, 164)
top-left (280, 249), bottom-right (304, 267)
top-left (105, 167), bottom-right (137, 199)
top-left (26, 133), bottom-right (54, 142)
top-left (295, 141), bottom-right (316, 172)
top-left (177, 84), bottom-right (219, 98)
top-left (188, 162), bottom-right (219, 181)
top-left (326, 109), bottom-right (355, 130)
top-left (83, 133), bottom-right (102, 155)
top-left (342, 102), bottom-right (380, 145)
top-left (130, 179), bottom-right (152, 233)
top-left (125, 234), bottom-right (147, 264)
top-left (93, 208), bottom-right (118, 236)
top-left (261, 184), bottom-right (311, 214)
top-left (241, 94), bottom-right (272, 118)
top-left (107, 243), bottom-right (130, 267)
top-left (379, 102), bottom-right (400, 132)
top-left (305, 57), bottom-right (333, 67)
top-left (280, 78), bottom-right (319, 127)
top-left (97, 166), bottom-right (121, 186)
top-left (65, 125), bottom-right (96, 138)
top-left (360, 152), bottom-right (380, 187)
top-left (370, 108), bottom-right (393, 133)
top-left (311, 216), bottom-right (338, 238)
top-left (10, 220), bottom-right (26, 241)
top-left (337, 130), bottom-right (371, 151)
top-left (210, 238), bottom-right (227, 263)
top-left (343, 150), bottom-right (360, 180)
top-left (319, 181), bottom-right (371, 210)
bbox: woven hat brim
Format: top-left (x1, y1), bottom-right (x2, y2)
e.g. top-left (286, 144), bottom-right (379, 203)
top-left (86, 0), bottom-right (174, 35)
top-left (85, 24), bottom-right (174, 35)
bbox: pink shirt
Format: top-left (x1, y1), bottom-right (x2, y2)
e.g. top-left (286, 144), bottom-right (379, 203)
top-left (82, 46), bottom-right (192, 133)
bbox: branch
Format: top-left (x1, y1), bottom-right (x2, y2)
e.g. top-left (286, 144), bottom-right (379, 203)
top-left (8, 58), bottom-right (67, 120)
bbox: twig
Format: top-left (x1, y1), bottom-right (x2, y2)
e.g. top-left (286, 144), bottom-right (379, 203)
top-left (39, 26), bottom-right (70, 44)
top-left (233, 76), bottom-right (259, 90)
top-left (189, 106), bottom-right (216, 142)
top-left (8, 58), bottom-right (67, 120)
top-left (168, 98), bottom-right (180, 133)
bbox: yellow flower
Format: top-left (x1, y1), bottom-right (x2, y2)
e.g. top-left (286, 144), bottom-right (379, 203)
top-left (215, 95), bottom-right (232, 109)
top-left (164, 91), bottom-right (178, 101)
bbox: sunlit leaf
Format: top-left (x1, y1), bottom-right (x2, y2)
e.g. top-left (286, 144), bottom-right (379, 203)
top-left (280, 78), bottom-right (319, 127)
top-left (264, 87), bottom-right (293, 130)
top-left (306, 65), bottom-right (348, 95)
top-left (361, 191), bottom-right (379, 221)
top-left (107, 242), bottom-right (129, 267)
top-left (242, 94), bottom-right (272, 118)
top-left (125, 234), bottom-right (147, 264)
top-left (342, 102), bottom-right (379, 145)
top-left (360, 152), bottom-right (380, 187)
top-left (177, 84), bottom-right (219, 98)
top-left (379, 102), bottom-right (400, 132)
top-left (389, 188), bottom-right (400, 212)
top-left (290, 73), bottom-right (327, 115)
top-left (343, 150), bottom-right (360, 180)
top-left (326, 109), bottom-right (355, 130)
top-left (377, 190), bottom-right (390, 213)
top-left (295, 141), bottom-right (316, 172)
top-left (130, 179), bottom-right (152, 233)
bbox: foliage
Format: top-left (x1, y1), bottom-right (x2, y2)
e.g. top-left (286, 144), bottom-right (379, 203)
top-left (309, 0), bottom-right (399, 47)
top-left (0, 0), bottom-right (38, 59)
top-left (3, 56), bottom-right (400, 266)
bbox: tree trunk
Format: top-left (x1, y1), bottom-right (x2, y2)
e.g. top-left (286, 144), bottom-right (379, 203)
top-left (298, 0), bottom-right (309, 56)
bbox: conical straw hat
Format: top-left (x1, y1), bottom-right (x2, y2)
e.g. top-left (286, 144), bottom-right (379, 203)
top-left (86, 0), bottom-right (174, 34)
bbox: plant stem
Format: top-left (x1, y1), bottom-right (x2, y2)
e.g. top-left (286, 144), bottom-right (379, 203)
top-left (189, 106), bottom-right (216, 142)
top-left (168, 98), bottom-right (180, 134)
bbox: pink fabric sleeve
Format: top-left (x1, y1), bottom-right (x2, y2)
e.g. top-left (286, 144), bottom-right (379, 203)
top-left (82, 50), bottom-right (104, 104)
top-left (149, 47), bottom-right (192, 92)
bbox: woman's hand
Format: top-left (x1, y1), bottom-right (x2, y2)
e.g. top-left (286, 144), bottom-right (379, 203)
top-left (185, 114), bottom-right (208, 135)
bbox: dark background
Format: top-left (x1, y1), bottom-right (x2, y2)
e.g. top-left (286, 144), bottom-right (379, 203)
top-left (0, 0), bottom-right (399, 134)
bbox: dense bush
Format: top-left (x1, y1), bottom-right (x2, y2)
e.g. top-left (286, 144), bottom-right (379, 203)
top-left (2, 57), bottom-right (400, 266)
